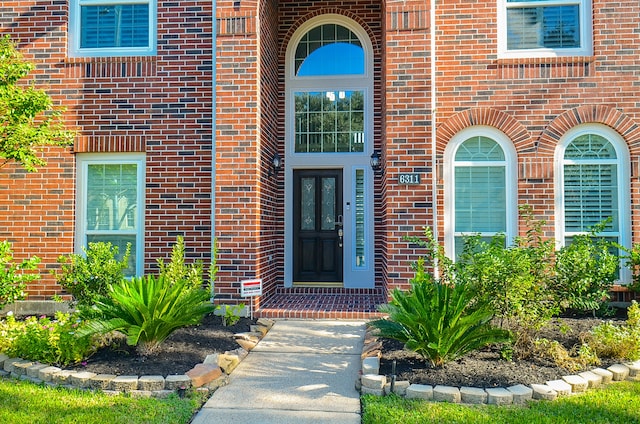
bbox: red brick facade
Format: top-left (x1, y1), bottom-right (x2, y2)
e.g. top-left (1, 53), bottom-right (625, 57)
top-left (2, 1), bottom-right (640, 316)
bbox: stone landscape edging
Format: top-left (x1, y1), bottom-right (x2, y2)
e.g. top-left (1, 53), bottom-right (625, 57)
top-left (358, 326), bottom-right (640, 405)
top-left (0, 318), bottom-right (275, 398)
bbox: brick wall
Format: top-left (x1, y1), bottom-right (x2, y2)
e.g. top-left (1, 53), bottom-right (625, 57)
top-left (1, 1), bottom-right (214, 299)
top-left (3, 0), bottom-right (640, 302)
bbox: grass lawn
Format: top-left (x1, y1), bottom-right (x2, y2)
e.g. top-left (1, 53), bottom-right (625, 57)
top-left (362, 381), bottom-right (640, 424)
top-left (0, 378), bottom-right (206, 424)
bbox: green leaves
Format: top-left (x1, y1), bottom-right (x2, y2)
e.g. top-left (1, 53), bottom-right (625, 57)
top-left (0, 35), bottom-right (74, 172)
top-left (371, 258), bottom-right (511, 367)
top-left (78, 275), bottom-right (215, 356)
top-left (0, 240), bottom-right (40, 309)
top-left (53, 242), bottom-right (131, 312)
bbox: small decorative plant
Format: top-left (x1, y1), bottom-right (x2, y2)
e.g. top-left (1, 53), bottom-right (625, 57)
top-left (77, 274), bottom-right (215, 356)
top-left (0, 312), bottom-right (99, 366)
top-left (583, 300), bottom-right (640, 361)
top-left (217, 303), bottom-right (245, 326)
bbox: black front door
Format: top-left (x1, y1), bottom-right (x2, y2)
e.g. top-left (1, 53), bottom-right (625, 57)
top-left (293, 169), bottom-right (343, 284)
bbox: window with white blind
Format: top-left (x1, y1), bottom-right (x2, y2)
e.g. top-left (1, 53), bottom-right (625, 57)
top-left (69, 0), bottom-right (157, 57)
top-left (498, 0), bottom-right (592, 58)
top-left (555, 126), bottom-right (630, 258)
top-left (76, 154), bottom-right (145, 277)
top-left (444, 127), bottom-right (517, 258)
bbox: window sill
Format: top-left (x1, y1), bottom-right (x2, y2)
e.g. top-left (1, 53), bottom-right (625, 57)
top-left (495, 56), bottom-right (595, 66)
top-left (64, 55), bottom-right (157, 64)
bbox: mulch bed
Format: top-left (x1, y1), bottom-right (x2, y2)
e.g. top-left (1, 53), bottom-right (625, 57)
top-left (378, 314), bottom-right (625, 388)
top-left (68, 314), bottom-right (255, 377)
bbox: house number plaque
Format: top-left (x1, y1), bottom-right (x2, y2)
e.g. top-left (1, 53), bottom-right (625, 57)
top-left (398, 173), bottom-right (421, 185)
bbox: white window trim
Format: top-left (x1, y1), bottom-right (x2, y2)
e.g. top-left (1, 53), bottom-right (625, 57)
top-left (76, 153), bottom-right (145, 276)
top-left (283, 15), bottom-right (375, 288)
top-left (554, 123), bottom-right (631, 282)
top-left (68, 0), bottom-right (157, 58)
top-left (443, 126), bottom-right (518, 259)
top-left (497, 0), bottom-right (592, 59)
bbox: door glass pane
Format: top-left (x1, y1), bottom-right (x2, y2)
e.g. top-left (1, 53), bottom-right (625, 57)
top-left (295, 91), bottom-right (365, 153)
top-left (86, 164), bottom-right (138, 231)
top-left (321, 177), bottom-right (336, 231)
top-left (355, 169), bottom-right (365, 267)
top-left (301, 177), bottom-right (315, 231)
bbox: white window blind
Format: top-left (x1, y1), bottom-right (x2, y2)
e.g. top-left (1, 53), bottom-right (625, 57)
top-left (563, 134), bottom-right (618, 235)
top-left (78, 155), bottom-right (145, 277)
top-left (80, 4), bottom-right (150, 49)
top-left (454, 137), bottom-right (508, 255)
top-left (500, 0), bottom-right (591, 58)
top-left (70, 0), bottom-right (156, 57)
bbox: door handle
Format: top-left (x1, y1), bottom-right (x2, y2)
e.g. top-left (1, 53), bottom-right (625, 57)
top-left (336, 214), bottom-right (343, 227)
top-left (338, 228), bottom-right (343, 248)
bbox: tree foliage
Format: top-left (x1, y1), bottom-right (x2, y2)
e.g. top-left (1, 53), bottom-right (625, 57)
top-left (0, 35), bottom-right (74, 172)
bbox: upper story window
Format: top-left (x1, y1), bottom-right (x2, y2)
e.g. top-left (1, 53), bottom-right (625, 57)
top-left (69, 0), bottom-right (157, 57)
top-left (498, 0), bottom-right (592, 58)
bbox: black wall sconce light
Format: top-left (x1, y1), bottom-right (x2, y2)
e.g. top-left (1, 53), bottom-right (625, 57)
top-left (269, 152), bottom-right (282, 177)
top-left (370, 150), bottom-right (383, 175)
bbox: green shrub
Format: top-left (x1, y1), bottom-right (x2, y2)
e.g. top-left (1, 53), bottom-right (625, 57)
top-left (0, 240), bottom-right (40, 309)
top-left (53, 242), bottom-right (131, 311)
top-left (0, 312), bottom-right (98, 366)
top-left (554, 221), bottom-right (619, 314)
top-left (618, 242), bottom-right (640, 292)
top-left (583, 301), bottom-right (640, 361)
top-left (455, 208), bottom-right (559, 356)
top-left (370, 228), bottom-right (511, 367)
top-left (77, 274), bottom-right (215, 356)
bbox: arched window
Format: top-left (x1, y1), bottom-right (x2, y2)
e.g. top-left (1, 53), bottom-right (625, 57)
top-left (444, 127), bottom-right (517, 257)
top-left (286, 16), bottom-right (372, 155)
top-left (555, 124), bottom-right (631, 281)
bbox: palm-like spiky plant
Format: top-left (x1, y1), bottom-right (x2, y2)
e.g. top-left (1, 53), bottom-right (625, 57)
top-left (370, 258), bottom-right (511, 367)
top-left (77, 275), bottom-right (215, 356)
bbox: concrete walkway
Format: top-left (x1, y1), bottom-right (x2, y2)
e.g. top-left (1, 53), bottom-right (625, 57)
top-left (191, 320), bottom-right (365, 424)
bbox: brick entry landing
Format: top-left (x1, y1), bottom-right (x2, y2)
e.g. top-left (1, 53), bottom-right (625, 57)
top-left (256, 287), bottom-right (387, 319)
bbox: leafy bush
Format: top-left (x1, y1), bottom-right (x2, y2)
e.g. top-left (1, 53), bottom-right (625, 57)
top-left (583, 301), bottom-right (640, 361)
top-left (618, 242), bottom-right (640, 292)
top-left (53, 242), bottom-right (130, 311)
top-left (370, 228), bottom-right (511, 367)
top-left (554, 221), bottom-right (619, 314)
top-left (0, 312), bottom-right (99, 366)
top-left (77, 274), bottom-right (215, 356)
top-left (0, 241), bottom-right (40, 309)
top-left (455, 208), bottom-right (560, 356)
